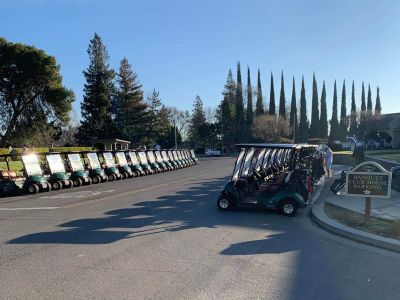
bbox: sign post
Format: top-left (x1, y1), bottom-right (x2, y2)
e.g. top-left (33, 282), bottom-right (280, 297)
top-left (346, 161), bottom-right (392, 223)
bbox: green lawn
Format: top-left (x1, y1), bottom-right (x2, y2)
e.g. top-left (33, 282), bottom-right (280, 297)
top-left (366, 149), bottom-right (400, 163)
top-left (0, 161), bottom-right (23, 171)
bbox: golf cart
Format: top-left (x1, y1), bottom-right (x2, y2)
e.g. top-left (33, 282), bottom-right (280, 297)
top-left (166, 150), bottom-right (181, 169)
top-left (161, 150), bottom-right (176, 170)
top-left (172, 150), bottom-right (185, 168)
top-left (114, 151), bottom-right (134, 179)
top-left (185, 149), bottom-right (196, 165)
top-left (189, 149), bottom-right (198, 164)
top-left (180, 150), bottom-right (192, 166)
top-left (66, 153), bottom-right (92, 187)
top-left (45, 153), bottom-right (73, 190)
top-left (177, 150), bottom-right (189, 167)
top-left (84, 152), bottom-right (108, 184)
top-left (217, 144), bottom-right (310, 217)
top-left (154, 150), bottom-right (171, 171)
top-left (137, 151), bottom-right (153, 175)
top-left (127, 151), bottom-right (146, 176)
top-left (101, 152), bottom-right (122, 181)
top-left (21, 153), bottom-right (51, 194)
top-left (146, 151), bottom-right (162, 173)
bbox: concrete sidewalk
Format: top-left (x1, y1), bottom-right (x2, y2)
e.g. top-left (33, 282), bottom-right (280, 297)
top-left (327, 165), bottom-right (400, 221)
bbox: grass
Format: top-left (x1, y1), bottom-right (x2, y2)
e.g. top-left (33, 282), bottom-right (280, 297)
top-left (0, 161), bottom-right (23, 171)
top-left (325, 202), bottom-right (400, 240)
top-left (366, 149), bottom-right (400, 162)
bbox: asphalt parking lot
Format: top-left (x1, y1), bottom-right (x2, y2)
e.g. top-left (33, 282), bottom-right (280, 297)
top-left (1, 157), bottom-right (400, 299)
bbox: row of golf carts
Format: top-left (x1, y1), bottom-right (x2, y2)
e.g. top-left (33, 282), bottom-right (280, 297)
top-left (217, 144), bottom-right (325, 216)
top-left (0, 149), bottom-right (198, 197)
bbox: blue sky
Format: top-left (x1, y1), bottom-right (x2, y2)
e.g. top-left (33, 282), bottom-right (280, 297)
top-left (2, 0), bottom-right (399, 120)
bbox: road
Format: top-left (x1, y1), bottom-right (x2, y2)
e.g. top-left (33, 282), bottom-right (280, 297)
top-left (1, 157), bottom-right (400, 299)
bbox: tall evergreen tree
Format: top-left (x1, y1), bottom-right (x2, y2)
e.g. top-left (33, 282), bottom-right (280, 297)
top-left (375, 86), bottom-right (382, 114)
top-left (320, 81), bottom-right (328, 139)
top-left (289, 77), bottom-right (298, 140)
top-left (361, 82), bottom-right (366, 112)
top-left (188, 95), bottom-right (206, 145)
top-left (246, 66), bottom-right (253, 127)
top-left (298, 76), bottom-right (309, 142)
top-left (114, 57), bottom-right (149, 143)
top-left (255, 69), bottom-right (264, 115)
top-left (279, 71), bottom-right (286, 119)
top-left (146, 89), bottom-right (171, 145)
top-left (78, 33), bottom-right (116, 142)
top-left (310, 73), bottom-right (320, 137)
top-left (269, 73), bottom-right (276, 115)
top-left (349, 80), bottom-right (358, 136)
top-left (339, 80), bottom-right (348, 140)
top-left (367, 83), bottom-right (373, 113)
top-left (329, 81), bottom-right (340, 141)
top-left (235, 62), bottom-right (245, 141)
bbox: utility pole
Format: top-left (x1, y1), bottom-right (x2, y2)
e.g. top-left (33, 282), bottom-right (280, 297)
top-left (174, 110), bottom-right (177, 149)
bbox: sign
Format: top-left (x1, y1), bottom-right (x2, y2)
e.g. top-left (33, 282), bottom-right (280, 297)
top-left (346, 161), bottom-right (392, 198)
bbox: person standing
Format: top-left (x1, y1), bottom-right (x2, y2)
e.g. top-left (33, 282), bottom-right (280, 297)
top-left (325, 146), bottom-right (333, 177)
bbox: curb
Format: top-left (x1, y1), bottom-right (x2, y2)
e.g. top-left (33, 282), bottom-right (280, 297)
top-left (311, 179), bottom-right (400, 253)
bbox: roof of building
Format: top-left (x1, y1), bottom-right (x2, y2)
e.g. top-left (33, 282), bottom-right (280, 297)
top-left (377, 113), bottom-right (400, 130)
top-left (89, 138), bottom-right (131, 144)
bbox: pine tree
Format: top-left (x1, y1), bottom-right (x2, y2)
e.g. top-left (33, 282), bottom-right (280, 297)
top-left (78, 33), bottom-right (116, 142)
top-left (349, 80), bottom-right (358, 136)
top-left (298, 76), bottom-right (309, 142)
top-left (361, 82), bottom-right (366, 112)
top-left (320, 81), bottom-right (328, 139)
top-left (329, 80), bottom-right (340, 141)
top-left (367, 83), bottom-right (373, 113)
top-left (114, 57), bottom-right (149, 143)
top-left (146, 89), bottom-right (171, 146)
top-left (310, 73), bottom-right (320, 138)
top-left (246, 66), bottom-right (253, 128)
top-left (269, 73), bottom-right (276, 115)
top-left (235, 62), bottom-right (244, 142)
top-left (279, 71), bottom-right (286, 119)
top-left (339, 80), bottom-right (348, 140)
top-left (255, 69), bottom-right (264, 116)
top-left (188, 95), bottom-right (206, 146)
top-left (289, 77), bottom-right (298, 140)
top-left (375, 86), bottom-right (382, 114)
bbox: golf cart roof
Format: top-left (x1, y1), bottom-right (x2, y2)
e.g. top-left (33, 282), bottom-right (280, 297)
top-left (235, 143), bottom-right (301, 149)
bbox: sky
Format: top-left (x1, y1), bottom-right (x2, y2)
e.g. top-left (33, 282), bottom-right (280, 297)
top-left (2, 0), bottom-right (400, 121)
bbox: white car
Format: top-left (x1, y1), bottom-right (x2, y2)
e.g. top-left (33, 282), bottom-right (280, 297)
top-left (205, 149), bottom-right (221, 157)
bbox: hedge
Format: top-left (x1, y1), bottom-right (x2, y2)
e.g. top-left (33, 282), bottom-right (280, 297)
top-left (0, 147), bottom-right (95, 155)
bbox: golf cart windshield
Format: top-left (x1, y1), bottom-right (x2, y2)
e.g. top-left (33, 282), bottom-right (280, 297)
top-left (241, 147), bottom-right (255, 176)
top-left (232, 148), bottom-right (246, 181)
top-left (87, 153), bottom-right (101, 169)
top-left (154, 151), bottom-right (163, 163)
top-left (161, 151), bottom-right (169, 161)
top-left (46, 154), bottom-right (66, 174)
top-left (255, 148), bottom-right (266, 169)
top-left (138, 152), bottom-right (148, 164)
top-left (67, 154), bottom-right (84, 171)
top-left (263, 149), bottom-right (274, 168)
top-left (21, 154), bottom-right (42, 176)
top-left (128, 151), bottom-right (139, 164)
top-left (177, 151), bottom-right (183, 160)
top-left (147, 151), bottom-right (156, 163)
top-left (103, 152), bottom-right (115, 167)
top-left (115, 152), bottom-right (128, 166)
top-left (172, 151), bottom-right (179, 160)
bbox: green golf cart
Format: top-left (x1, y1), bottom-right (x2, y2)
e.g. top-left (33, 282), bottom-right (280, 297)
top-left (127, 151), bottom-right (146, 176)
top-left (101, 152), bottom-right (122, 181)
top-left (84, 152), bottom-right (108, 184)
top-left (66, 153), bottom-right (92, 187)
top-left (45, 153), bottom-right (73, 190)
top-left (114, 151), bottom-right (134, 179)
top-left (137, 151), bottom-right (153, 175)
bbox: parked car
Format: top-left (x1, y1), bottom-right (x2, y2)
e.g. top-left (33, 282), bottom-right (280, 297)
top-left (205, 149), bottom-right (221, 157)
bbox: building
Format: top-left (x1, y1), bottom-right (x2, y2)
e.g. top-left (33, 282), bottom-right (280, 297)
top-left (89, 139), bottom-right (131, 151)
top-left (377, 113), bottom-right (400, 148)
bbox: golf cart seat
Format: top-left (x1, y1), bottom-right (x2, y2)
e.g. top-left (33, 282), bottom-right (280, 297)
top-left (0, 170), bottom-right (18, 180)
top-left (260, 171), bottom-right (290, 193)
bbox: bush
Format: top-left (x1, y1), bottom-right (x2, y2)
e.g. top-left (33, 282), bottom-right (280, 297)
top-left (0, 146), bottom-right (95, 155)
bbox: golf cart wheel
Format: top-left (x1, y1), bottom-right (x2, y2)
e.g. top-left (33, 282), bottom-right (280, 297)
top-left (92, 176), bottom-right (99, 184)
top-left (217, 195), bottom-right (234, 211)
top-left (28, 184), bottom-right (39, 194)
top-left (279, 199), bottom-right (298, 217)
top-left (45, 184), bottom-right (52, 192)
top-left (52, 181), bottom-right (62, 190)
top-left (133, 171), bottom-right (139, 177)
top-left (121, 172), bottom-right (127, 180)
top-left (68, 180), bottom-right (74, 188)
top-left (87, 177), bottom-right (92, 185)
top-left (108, 174), bottom-right (116, 181)
top-left (73, 178), bottom-right (83, 187)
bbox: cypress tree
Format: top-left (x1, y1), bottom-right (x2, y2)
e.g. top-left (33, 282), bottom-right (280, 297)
top-left (235, 62), bottom-right (244, 142)
top-left (329, 80), bottom-right (340, 141)
top-left (289, 77), bottom-right (298, 140)
top-left (367, 83), bottom-right (373, 113)
top-left (298, 76), bottom-right (309, 142)
top-left (320, 81), bottom-right (328, 139)
top-left (255, 69), bottom-right (264, 115)
top-left (269, 73), bottom-right (276, 115)
top-left (339, 80), bottom-right (348, 140)
top-left (349, 80), bottom-right (358, 136)
top-left (246, 66), bottom-right (253, 127)
top-left (188, 95), bottom-right (206, 145)
top-left (361, 82), bottom-right (366, 112)
top-left (375, 86), bottom-right (382, 114)
top-left (114, 57), bottom-right (149, 143)
top-left (310, 73), bottom-right (320, 138)
top-left (279, 71), bottom-right (286, 119)
top-left (78, 33), bottom-right (116, 142)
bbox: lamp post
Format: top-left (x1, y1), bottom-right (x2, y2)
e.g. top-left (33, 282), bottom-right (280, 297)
top-left (174, 110), bottom-right (177, 149)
